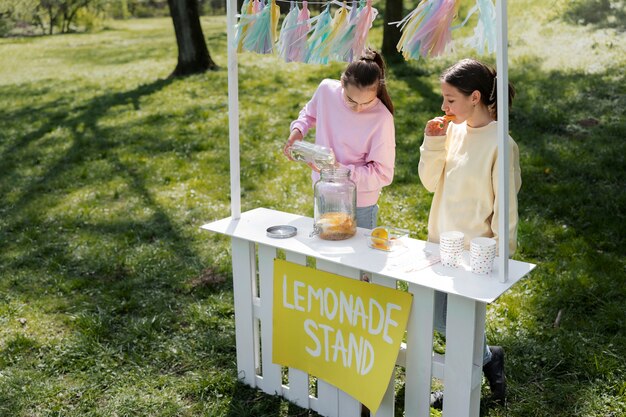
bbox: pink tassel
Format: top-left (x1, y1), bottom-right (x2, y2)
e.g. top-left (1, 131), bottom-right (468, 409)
top-left (291, 1), bottom-right (311, 62)
top-left (277, 2), bottom-right (301, 62)
top-left (352, 0), bottom-right (378, 58)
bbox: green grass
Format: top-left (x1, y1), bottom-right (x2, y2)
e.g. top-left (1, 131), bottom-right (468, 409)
top-left (1, 1), bottom-right (625, 416)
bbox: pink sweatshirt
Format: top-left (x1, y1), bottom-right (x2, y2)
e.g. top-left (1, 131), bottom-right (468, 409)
top-left (290, 79), bottom-right (396, 207)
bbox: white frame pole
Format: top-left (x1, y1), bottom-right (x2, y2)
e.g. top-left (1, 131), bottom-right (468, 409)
top-left (495, 0), bottom-right (510, 282)
top-left (227, 0), bottom-right (241, 219)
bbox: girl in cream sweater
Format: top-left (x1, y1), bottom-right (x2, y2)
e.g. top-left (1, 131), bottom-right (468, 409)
top-left (419, 58), bottom-right (521, 408)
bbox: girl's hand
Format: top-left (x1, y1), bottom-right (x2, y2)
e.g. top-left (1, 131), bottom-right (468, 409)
top-left (283, 129), bottom-right (303, 160)
top-left (425, 116), bottom-right (449, 136)
top-left (307, 162), bottom-right (319, 173)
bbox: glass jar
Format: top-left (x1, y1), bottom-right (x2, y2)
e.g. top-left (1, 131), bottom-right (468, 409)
top-left (312, 167), bottom-right (357, 240)
top-left (288, 141), bottom-right (336, 171)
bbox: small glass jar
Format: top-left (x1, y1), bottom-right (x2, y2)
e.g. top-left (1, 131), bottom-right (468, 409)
top-left (312, 167), bottom-right (357, 240)
top-left (288, 141), bottom-right (336, 171)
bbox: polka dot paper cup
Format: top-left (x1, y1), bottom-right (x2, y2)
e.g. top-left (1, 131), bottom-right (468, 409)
top-left (440, 231), bottom-right (465, 268)
top-left (470, 237), bottom-right (496, 274)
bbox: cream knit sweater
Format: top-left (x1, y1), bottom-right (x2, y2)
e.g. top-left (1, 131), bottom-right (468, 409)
top-left (418, 121), bottom-right (521, 253)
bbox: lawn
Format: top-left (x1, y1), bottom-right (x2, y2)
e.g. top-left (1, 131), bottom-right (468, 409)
top-left (0, 0), bottom-right (624, 416)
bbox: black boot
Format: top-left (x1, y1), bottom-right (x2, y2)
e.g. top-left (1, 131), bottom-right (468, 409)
top-left (430, 390), bottom-right (444, 410)
top-left (482, 345), bottom-right (506, 404)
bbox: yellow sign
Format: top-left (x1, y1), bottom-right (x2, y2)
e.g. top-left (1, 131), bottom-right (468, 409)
top-left (272, 259), bottom-right (413, 415)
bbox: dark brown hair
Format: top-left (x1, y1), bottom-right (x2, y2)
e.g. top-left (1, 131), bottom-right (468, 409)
top-left (341, 49), bottom-right (394, 115)
top-left (440, 58), bottom-right (515, 120)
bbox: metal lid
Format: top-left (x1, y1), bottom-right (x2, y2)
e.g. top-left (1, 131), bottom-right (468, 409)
top-left (266, 225), bottom-right (297, 239)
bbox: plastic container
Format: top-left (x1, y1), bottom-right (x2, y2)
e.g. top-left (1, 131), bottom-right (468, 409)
top-left (288, 141), bottom-right (336, 171)
top-left (312, 167), bottom-right (356, 240)
top-left (365, 226), bottom-right (409, 251)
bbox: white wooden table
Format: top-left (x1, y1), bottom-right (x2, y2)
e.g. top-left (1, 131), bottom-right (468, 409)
top-left (202, 208), bottom-right (535, 417)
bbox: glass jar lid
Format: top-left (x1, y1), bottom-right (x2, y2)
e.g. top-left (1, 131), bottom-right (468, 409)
top-left (266, 225), bottom-right (297, 238)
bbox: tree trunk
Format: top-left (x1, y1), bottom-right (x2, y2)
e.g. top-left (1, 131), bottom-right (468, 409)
top-left (47, 4), bottom-right (54, 35)
top-left (167, 0), bottom-right (218, 77)
top-left (382, 0), bottom-right (403, 61)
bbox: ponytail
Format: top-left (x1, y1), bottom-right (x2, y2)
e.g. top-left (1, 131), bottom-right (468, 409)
top-left (341, 49), bottom-right (394, 115)
top-left (440, 58), bottom-right (515, 120)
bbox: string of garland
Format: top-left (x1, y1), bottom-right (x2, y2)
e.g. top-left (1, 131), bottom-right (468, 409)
top-left (392, 0), bottom-right (496, 59)
top-left (234, 0), bottom-right (377, 64)
top-left (234, 0), bottom-right (497, 63)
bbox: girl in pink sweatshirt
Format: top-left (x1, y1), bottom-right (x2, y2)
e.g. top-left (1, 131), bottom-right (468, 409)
top-left (283, 49), bottom-right (396, 229)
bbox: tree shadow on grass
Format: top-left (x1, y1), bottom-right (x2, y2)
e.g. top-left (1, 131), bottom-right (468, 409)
top-left (0, 78), bottom-right (174, 186)
top-left (226, 382), bottom-right (321, 417)
top-left (385, 59), bottom-right (442, 185)
top-left (0, 76), bottom-right (239, 414)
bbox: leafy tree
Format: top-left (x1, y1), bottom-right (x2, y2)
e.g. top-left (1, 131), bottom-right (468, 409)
top-left (1, 0), bottom-right (106, 35)
top-left (167, 0), bottom-right (217, 76)
top-left (0, 0), bottom-right (38, 34)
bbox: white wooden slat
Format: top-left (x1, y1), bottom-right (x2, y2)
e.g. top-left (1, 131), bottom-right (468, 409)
top-left (396, 346), bottom-right (444, 380)
top-left (442, 295), bottom-right (484, 417)
top-left (337, 387), bottom-right (361, 417)
top-left (316, 259), bottom-right (360, 279)
top-left (396, 343), bottom-right (406, 367)
top-left (253, 317), bottom-right (261, 376)
top-left (404, 283), bottom-right (435, 417)
top-left (316, 259), bottom-right (361, 417)
top-left (309, 396), bottom-right (320, 413)
top-left (471, 301), bottom-right (487, 413)
top-left (285, 251), bottom-right (306, 264)
top-left (231, 237), bottom-right (258, 386)
top-left (317, 381), bottom-right (339, 417)
top-left (258, 244), bottom-right (283, 395)
top-left (432, 353), bottom-right (445, 381)
top-left (371, 273), bottom-right (397, 417)
top-left (373, 367), bottom-right (396, 417)
top-left (370, 273), bottom-right (396, 289)
top-left (252, 260), bottom-right (261, 377)
top-left (284, 251), bottom-right (311, 408)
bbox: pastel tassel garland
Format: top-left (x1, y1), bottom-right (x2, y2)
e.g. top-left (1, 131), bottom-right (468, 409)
top-left (464, 0), bottom-right (496, 54)
top-left (234, 0), bottom-right (254, 52)
top-left (394, 0), bottom-right (460, 59)
top-left (291, 1), bottom-right (311, 62)
top-left (352, 0), bottom-right (377, 59)
top-left (234, 0), bottom-right (379, 62)
top-left (329, 0), bottom-right (359, 62)
top-left (242, 0), bottom-right (280, 54)
top-left (305, 4), bottom-right (333, 64)
top-left (317, 3), bottom-right (349, 60)
top-left (277, 2), bottom-right (301, 62)
top-left (270, 0), bottom-right (281, 45)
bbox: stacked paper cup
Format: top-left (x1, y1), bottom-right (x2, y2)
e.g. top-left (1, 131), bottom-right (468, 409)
top-left (439, 231), bottom-right (465, 268)
top-left (470, 237), bottom-right (497, 274)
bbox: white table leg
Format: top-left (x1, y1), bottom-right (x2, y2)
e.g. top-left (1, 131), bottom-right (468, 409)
top-left (231, 237), bottom-right (258, 386)
top-left (371, 273), bottom-right (398, 417)
top-left (285, 251), bottom-right (311, 409)
top-left (404, 284), bottom-right (435, 417)
top-left (442, 295), bottom-right (486, 417)
top-left (258, 244), bottom-right (283, 395)
top-left (316, 259), bottom-right (360, 417)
